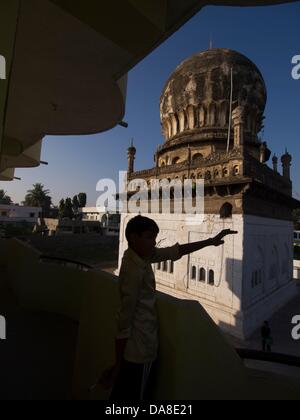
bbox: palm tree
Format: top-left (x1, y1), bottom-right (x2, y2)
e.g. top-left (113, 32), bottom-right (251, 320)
top-left (23, 183), bottom-right (52, 216)
top-left (0, 189), bottom-right (12, 205)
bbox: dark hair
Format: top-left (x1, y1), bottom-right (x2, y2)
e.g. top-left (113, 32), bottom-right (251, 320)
top-left (125, 216), bottom-right (159, 245)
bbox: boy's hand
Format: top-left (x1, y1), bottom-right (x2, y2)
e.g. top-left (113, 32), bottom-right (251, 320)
top-left (211, 229), bottom-right (238, 247)
top-left (97, 364), bottom-right (121, 391)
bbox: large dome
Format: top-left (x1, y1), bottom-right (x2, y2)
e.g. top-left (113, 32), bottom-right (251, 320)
top-left (160, 49), bottom-right (267, 142)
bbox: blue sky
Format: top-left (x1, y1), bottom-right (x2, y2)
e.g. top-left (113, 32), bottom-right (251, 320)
top-left (2, 2), bottom-right (300, 206)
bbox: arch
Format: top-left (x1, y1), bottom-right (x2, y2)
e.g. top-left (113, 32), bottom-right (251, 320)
top-left (166, 118), bottom-right (172, 139)
top-left (205, 171), bottom-right (212, 181)
top-left (233, 165), bottom-right (240, 176)
top-left (171, 114), bottom-right (178, 137)
top-left (208, 103), bottom-right (217, 126)
top-left (172, 157), bottom-right (180, 165)
top-left (208, 270), bottom-right (215, 286)
top-left (192, 153), bottom-right (203, 162)
top-left (178, 110), bottom-right (186, 132)
top-left (162, 260), bottom-right (168, 272)
top-left (220, 202), bottom-right (233, 219)
top-left (199, 268), bottom-right (206, 282)
top-left (187, 106), bottom-right (195, 130)
top-left (169, 261), bottom-right (174, 274)
top-left (220, 101), bottom-right (228, 127)
top-left (223, 167), bottom-right (229, 177)
top-left (191, 266), bottom-right (197, 280)
top-left (199, 106), bottom-right (206, 127)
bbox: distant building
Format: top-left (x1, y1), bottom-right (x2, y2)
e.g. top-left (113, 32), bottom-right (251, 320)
top-left (43, 218), bottom-right (102, 237)
top-left (294, 231), bottom-right (300, 245)
top-left (81, 207), bottom-right (121, 236)
top-left (0, 204), bottom-right (41, 224)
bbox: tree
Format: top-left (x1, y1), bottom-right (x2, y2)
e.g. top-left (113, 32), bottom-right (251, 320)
top-left (64, 198), bottom-right (74, 220)
top-left (0, 189), bottom-right (12, 205)
top-left (23, 183), bottom-right (52, 216)
top-left (78, 193), bottom-right (87, 209)
top-left (59, 199), bottom-right (66, 219)
top-left (58, 198), bottom-right (74, 220)
top-left (293, 208), bottom-right (300, 230)
top-left (72, 195), bottom-right (80, 214)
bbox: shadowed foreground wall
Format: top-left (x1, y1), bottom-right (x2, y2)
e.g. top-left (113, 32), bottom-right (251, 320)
top-left (1, 239), bottom-right (300, 400)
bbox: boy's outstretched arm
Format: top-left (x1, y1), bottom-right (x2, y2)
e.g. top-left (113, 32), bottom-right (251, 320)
top-left (178, 229), bottom-right (238, 258)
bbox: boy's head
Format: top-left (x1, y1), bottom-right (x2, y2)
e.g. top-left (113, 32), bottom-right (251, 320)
top-left (125, 216), bottom-right (159, 259)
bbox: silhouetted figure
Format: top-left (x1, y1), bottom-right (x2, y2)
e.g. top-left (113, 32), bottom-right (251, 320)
top-left (261, 321), bottom-right (273, 353)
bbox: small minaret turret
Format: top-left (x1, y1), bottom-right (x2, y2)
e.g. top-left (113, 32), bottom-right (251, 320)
top-left (232, 106), bottom-right (245, 147)
top-left (281, 148), bottom-right (292, 180)
top-left (272, 154), bottom-right (278, 173)
top-left (127, 139), bottom-right (136, 175)
top-left (259, 142), bottom-right (267, 163)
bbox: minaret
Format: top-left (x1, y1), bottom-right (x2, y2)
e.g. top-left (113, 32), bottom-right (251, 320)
top-left (232, 106), bottom-right (245, 147)
top-left (127, 139), bottom-right (136, 175)
top-left (259, 142), bottom-right (267, 163)
top-left (272, 154), bottom-right (278, 173)
top-left (281, 148), bottom-right (292, 180)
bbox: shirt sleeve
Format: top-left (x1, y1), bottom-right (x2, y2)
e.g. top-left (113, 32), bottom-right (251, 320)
top-left (149, 242), bottom-right (182, 264)
top-left (116, 260), bottom-right (144, 339)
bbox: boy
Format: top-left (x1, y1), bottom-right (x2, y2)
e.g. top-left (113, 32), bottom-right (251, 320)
top-left (101, 215), bottom-right (237, 400)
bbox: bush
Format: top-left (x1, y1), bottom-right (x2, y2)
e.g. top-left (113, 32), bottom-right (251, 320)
top-left (294, 244), bottom-right (300, 261)
top-left (0, 222), bottom-right (34, 238)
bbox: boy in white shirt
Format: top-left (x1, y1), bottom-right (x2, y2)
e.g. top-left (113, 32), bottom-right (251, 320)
top-left (101, 215), bottom-right (237, 400)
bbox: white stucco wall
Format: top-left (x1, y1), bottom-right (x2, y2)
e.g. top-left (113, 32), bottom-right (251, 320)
top-left (117, 213), bottom-right (297, 339)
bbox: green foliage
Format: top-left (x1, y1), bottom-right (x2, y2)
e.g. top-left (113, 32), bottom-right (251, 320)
top-left (23, 183), bottom-right (52, 215)
top-left (0, 189), bottom-right (12, 204)
top-left (0, 222), bottom-right (34, 238)
top-left (294, 244), bottom-right (300, 261)
top-left (78, 193), bottom-right (87, 209)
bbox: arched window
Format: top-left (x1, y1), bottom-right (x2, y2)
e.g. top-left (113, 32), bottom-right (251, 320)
top-left (169, 261), bottom-right (174, 274)
top-left (233, 165), bottom-right (239, 176)
top-left (209, 270), bottom-right (215, 286)
top-left (191, 266), bottom-right (197, 280)
top-left (205, 171), bottom-right (212, 181)
top-left (157, 262), bottom-right (161, 271)
top-left (163, 261), bottom-right (168, 272)
top-left (192, 153), bottom-right (203, 162)
top-left (199, 268), bottom-right (206, 282)
top-left (220, 203), bottom-right (233, 219)
top-left (172, 157), bottom-right (180, 165)
top-left (223, 168), bottom-right (229, 177)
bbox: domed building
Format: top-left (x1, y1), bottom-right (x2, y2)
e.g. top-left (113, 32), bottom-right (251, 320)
top-left (117, 49), bottom-right (299, 339)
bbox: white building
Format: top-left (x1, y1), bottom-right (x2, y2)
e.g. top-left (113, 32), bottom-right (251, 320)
top-left (0, 204), bottom-right (41, 223)
top-left (80, 207), bottom-right (121, 236)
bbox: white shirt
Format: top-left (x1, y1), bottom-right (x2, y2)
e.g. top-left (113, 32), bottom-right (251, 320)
top-left (116, 243), bottom-right (182, 364)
